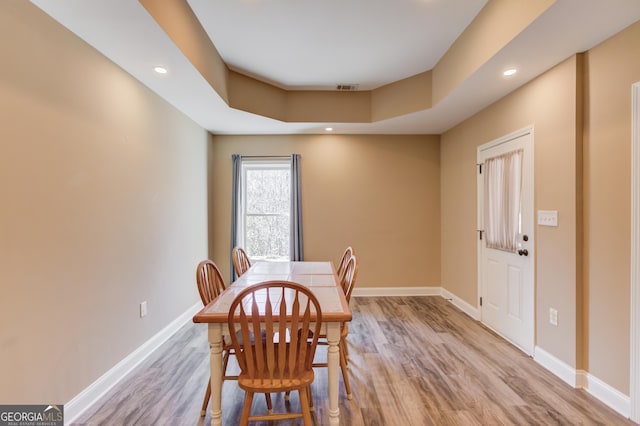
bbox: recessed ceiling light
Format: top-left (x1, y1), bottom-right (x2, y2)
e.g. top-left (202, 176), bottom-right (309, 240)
top-left (154, 66), bottom-right (168, 74)
top-left (325, 127), bottom-right (333, 132)
top-left (503, 68), bottom-right (517, 76)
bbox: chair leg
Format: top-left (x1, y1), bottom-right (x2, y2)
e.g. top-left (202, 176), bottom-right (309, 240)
top-left (339, 340), bottom-right (348, 365)
top-left (284, 388), bottom-right (310, 406)
top-left (298, 387), bottom-right (313, 425)
top-left (342, 338), bottom-right (350, 364)
top-left (200, 379), bottom-right (211, 416)
top-left (340, 345), bottom-right (352, 400)
top-left (222, 350), bottom-right (231, 377)
top-left (307, 385), bottom-right (314, 409)
top-left (265, 393), bottom-right (273, 413)
top-left (240, 392), bottom-right (254, 426)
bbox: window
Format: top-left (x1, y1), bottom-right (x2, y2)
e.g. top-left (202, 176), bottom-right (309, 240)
top-left (231, 154), bottom-right (303, 273)
top-left (239, 160), bottom-right (291, 261)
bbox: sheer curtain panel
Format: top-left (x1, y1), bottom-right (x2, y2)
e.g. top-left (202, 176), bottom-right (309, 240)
top-left (484, 149), bottom-right (523, 253)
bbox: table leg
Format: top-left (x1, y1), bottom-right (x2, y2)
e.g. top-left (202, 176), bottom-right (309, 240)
top-left (208, 324), bottom-right (223, 426)
top-left (326, 322), bottom-right (341, 426)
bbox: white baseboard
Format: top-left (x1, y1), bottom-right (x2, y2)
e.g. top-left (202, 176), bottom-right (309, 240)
top-left (441, 288), bottom-right (480, 320)
top-left (352, 286), bottom-right (441, 297)
top-left (581, 370), bottom-right (630, 418)
top-left (534, 346), bottom-right (580, 387)
top-left (534, 346), bottom-right (630, 418)
top-left (64, 302), bottom-right (202, 425)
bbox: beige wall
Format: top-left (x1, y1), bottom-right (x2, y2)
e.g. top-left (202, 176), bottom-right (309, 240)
top-left (583, 20), bottom-right (640, 394)
top-left (209, 135), bottom-right (441, 288)
top-left (442, 19), bottom-right (640, 395)
top-left (0, 1), bottom-right (208, 404)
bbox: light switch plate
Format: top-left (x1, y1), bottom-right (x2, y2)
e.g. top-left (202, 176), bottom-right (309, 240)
top-left (538, 210), bottom-right (558, 227)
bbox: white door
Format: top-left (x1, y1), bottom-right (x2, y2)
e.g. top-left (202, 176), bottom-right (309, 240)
top-left (477, 128), bottom-right (534, 355)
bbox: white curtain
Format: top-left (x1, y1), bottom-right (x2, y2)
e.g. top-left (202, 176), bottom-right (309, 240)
top-left (484, 149), bottom-right (523, 253)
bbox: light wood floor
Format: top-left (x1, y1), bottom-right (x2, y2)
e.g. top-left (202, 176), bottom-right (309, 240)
top-left (72, 296), bottom-right (633, 425)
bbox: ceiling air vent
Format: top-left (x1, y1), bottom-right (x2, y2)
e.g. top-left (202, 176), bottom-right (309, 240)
top-left (336, 84), bottom-right (359, 91)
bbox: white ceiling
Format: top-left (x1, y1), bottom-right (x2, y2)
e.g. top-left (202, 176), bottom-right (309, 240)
top-left (189, 0), bottom-right (487, 91)
top-left (30, 0), bottom-right (640, 135)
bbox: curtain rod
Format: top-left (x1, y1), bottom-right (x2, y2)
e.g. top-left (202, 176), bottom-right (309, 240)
top-left (233, 155), bottom-right (295, 159)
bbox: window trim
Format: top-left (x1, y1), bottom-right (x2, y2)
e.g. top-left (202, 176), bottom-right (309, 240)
top-left (239, 159), bottom-right (291, 261)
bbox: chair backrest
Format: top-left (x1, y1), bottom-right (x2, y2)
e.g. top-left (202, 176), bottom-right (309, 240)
top-left (196, 260), bottom-right (226, 305)
top-left (232, 246), bottom-right (252, 277)
top-left (336, 246), bottom-right (355, 280)
top-left (227, 281), bottom-right (322, 381)
top-left (340, 255), bottom-right (359, 303)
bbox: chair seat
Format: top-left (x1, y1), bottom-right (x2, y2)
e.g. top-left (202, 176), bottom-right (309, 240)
top-left (226, 328), bottom-right (266, 348)
top-left (239, 370), bottom-right (315, 393)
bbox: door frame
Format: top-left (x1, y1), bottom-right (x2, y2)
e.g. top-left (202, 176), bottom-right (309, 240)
top-left (630, 81), bottom-right (640, 422)
top-left (477, 125), bottom-right (535, 355)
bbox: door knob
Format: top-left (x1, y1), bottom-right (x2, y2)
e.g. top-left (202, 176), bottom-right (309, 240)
top-left (518, 249), bottom-right (529, 256)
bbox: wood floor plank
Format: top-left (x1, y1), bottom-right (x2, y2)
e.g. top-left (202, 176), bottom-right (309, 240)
top-left (72, 296), bottom-right (633, 425)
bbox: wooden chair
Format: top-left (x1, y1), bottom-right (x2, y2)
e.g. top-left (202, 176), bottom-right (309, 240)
top-left (340, 254), bottom-right (358, 303)
top-left (309, 254), bottom-right (358, 399)
top-left (196, 260), bottom-right (227, 416)
top-left (196, 260), bottom-right (272, 416)
top-left (228, 281), bottom-right (322, 425)
top-left (286, 254), bottom-right (358, 402)
top-left (334, 255), bottom-right (358, 397)
top-left (336, 246), bottom-right (355, 280)
top-left (196, 259), bottom-right (226, 308)
top-left (232, 246), bottom-right (252, 277)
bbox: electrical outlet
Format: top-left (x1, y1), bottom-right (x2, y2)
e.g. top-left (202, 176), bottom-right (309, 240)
top-left (549, 307), bottom-right (558, 326)
top-left (140, 301), bottom-right (148, 318)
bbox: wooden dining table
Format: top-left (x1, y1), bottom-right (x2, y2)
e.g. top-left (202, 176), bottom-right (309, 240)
top-left (193, 260), bottom-right (352, 426)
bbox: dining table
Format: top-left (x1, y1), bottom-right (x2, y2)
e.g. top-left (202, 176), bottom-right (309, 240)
top-left (193, 260), bottom-right (352, 426)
